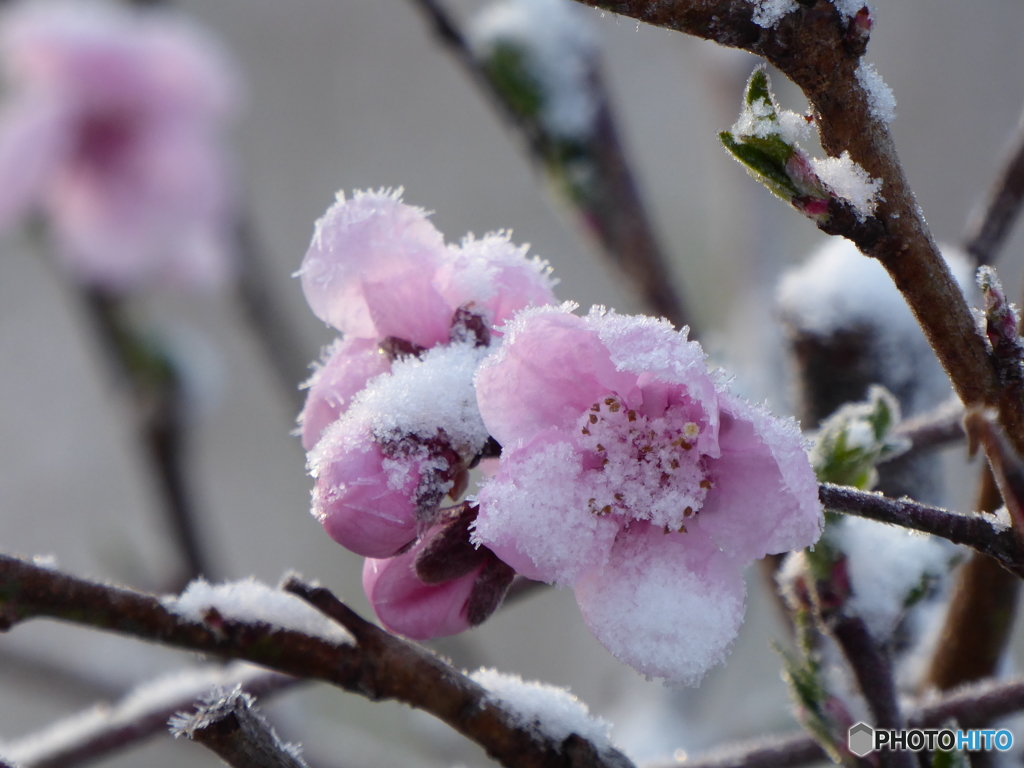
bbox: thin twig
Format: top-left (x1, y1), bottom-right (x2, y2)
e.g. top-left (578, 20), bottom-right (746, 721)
top-left (406, 0), bottom-right (692, 332)
top-left (170, 686), bottom-right (308, 768)
top-left (569, 0), bottom-right (1024, 461)
top-left (83, 290), bottom-right (211, 589)
top-left (826, 616), bottom-right (913, 768)
top-left (889, 398), bottom-right (965, 458)
top-left (235, 215), bottom-right (310, 413)
top-left (0, 555), bottom-right (632, 768)
top-left (963, 105), bottom-right (1024, 267)
top-left (818, 483), bottom-right (1023, 576)
top-left (2, 664), bottom-right (297, 768)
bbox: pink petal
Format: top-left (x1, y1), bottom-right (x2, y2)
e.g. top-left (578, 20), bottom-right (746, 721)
top-left (0, 95), bottom-right (66, 229)
top-left (309, 423), bottom-right (418, 558)
top-left (473, 428), bottom-right (618, 585)
top-left (696, 393), bottom-right (822, 562)
top-left (363, 544), bottom-right (479, 641)
top-left (574, 523), bottom-right (746, 685)
top-left (436, 232), bottom-right (557, 331)
top-left (475, 305), bottom-right (639, 447)
top-left (299, 190), bottom-right (452, 346)
top-left (299, 337), bottom-right (391, 450)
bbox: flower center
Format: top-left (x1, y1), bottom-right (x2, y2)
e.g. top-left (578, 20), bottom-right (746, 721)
top-left (576, 396), bottom-right (712, 531)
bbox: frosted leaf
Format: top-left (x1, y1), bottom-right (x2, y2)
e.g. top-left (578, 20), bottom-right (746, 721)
top-left (833, 0), bottom-right (867, 20)
top-left (808, 151), bottom-right (881, 219)
top-left (749, 0), bottom-right (799, 29)
top-left (470, 668), bottom-right (615, 749)
top-left (469, 0), bottom-right (599, 138)
top-left (856, 61), bottom-right (896, 124)
top-left (163, 578), bottom-right (353, 644)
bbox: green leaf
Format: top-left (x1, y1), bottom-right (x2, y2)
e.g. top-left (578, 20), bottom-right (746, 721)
top-left (719, 131), bottom-right (799, 201)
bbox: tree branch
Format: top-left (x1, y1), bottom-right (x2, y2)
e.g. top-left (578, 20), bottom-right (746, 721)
top-left (3, 664), bottom-right (296, 768)
top-left (571, 0), bottom-right (1024, 459)
top-left (963, 104), bottom-right (1024, 267)
top-left (0, 555), bottom-right (632, 768)
top-left (818, 483), bottom-right (1024, 576)
top-left (170, 686), bottom-right (308, 768)
top-left (406, 0), bottom-right (693, 332)
top-left (889, 398), bottom-right (964, 458)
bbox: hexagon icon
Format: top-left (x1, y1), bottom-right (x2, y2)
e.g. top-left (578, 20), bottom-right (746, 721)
top-left (849, 722), bottom-right (875, 757)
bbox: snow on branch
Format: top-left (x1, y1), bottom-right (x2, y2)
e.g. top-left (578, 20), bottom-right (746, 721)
top-left (0, 554), bottom-right (634, 768)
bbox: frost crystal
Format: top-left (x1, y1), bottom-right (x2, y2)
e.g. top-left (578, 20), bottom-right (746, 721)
top-left (470, 668), bottom-right (615, 748)
top-left (469, 0), bottom-right (599, 139)
top-left (856, 60), bottom-right (896, 124)
top-left (749, 0), bottom-right (799, 29)
top-left (808, 151), bottom-right (882, 219)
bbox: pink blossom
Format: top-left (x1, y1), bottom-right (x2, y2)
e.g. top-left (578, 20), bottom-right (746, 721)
top-left (362, 536), bottom-right (481, 641)
top-left (298, 337), bottom-right (391, 451)
top-left (0, 1), bottom-right (239, 291)
top-left (472, 305), bottom-right (822, 683)
top-left (299, 190), bottom-right (453, 348)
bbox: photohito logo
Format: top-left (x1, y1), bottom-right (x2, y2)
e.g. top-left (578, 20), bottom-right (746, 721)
top-left (848, 723), bottom-right (1013, 756)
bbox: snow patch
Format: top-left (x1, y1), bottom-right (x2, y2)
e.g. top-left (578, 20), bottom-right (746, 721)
top-left (750, 0), bottom-right (799, 28)
top-left (808, 151), bottom-right (881, 219)
top-left (856, 61), bottom-right (896, 124)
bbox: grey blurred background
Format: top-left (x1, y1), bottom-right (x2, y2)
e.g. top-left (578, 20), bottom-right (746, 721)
top-left (1, 0), bottom-right (1023, 765)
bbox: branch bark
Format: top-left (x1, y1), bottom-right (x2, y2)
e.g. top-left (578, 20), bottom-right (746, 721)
top-left (0, 555), bottom-right (632, 768)
top-left (818, 483), bottom-right (1024, 577)
top-left (406, 0), bottom-right (692, 332)
top-left (570, 0), bottom-right (1024, 459)
top-left (170, 686), bottom-right (308, 768)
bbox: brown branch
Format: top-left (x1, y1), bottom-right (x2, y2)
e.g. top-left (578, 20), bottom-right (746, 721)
top-left (889, 398), bottom-right (964, 458)
top-left (645, 675), bottom-right (1024, 768)
top-left (406, 0), bottom-right (692, 332)
top-left (963, 105), bottom-right (1024, 267)
top-left (4, 664), bottom-right (296, 768)
top-left (571, 0), bottom-right (1024, 459)
top-left (170, 686), bottom-right (308, 768)
top-left (0, 555), bottom-right (632, 768)
top-left (826, 616), bottom-right (912, 768)
top-left (818, 483), bottom-right (1024, 576)
top-left (84, 291), bottom-right (212, 589)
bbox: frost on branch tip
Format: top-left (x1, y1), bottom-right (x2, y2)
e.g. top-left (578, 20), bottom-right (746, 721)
top-left (976, 265), bottom-right (1024, 385)
top-left (721, 66), bottom-right (882, 223)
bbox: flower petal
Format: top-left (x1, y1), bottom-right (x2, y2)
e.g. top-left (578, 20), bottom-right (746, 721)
top-left (696, 393), bottom-right (822, 562)
top-left (574, 523), bottom-right (746, 685)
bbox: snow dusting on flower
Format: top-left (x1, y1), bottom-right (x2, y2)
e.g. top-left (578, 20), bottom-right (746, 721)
top-left (808, 151), bottom-right (882, 219)
top-left (0, 0), bottom-right (240, 290)
top-left (473, 305), bottom-right (822, 683)
top-left (856, 60), bottom-right (896, 124)
top-left (749, 0), bottom-right (799, 29)
top-left (469, 0), bottom-right (599, 139)
top-left (470, 668), bottom-right (615, 749)
top-left (164, 578), bottom-right (353, 645)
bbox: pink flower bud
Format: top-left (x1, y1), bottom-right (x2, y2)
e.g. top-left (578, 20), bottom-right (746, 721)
top-left (299, 189), bottom-right (453, 348)
top-left (298, 337), bottom-right (391, 451)
top-left (363, 540), bottom-right (480, 641)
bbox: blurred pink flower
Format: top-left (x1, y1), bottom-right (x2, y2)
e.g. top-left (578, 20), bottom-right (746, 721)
top-left (0, 0), bottom-right (239, 290)
top-left (472, 305), bottom-right (822, 683)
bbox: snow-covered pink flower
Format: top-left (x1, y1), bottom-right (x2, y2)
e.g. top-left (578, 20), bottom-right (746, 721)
top-left (472, 305), bottom-right (822, 683)
top-left (0, 0), bottom-right (239, 290)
